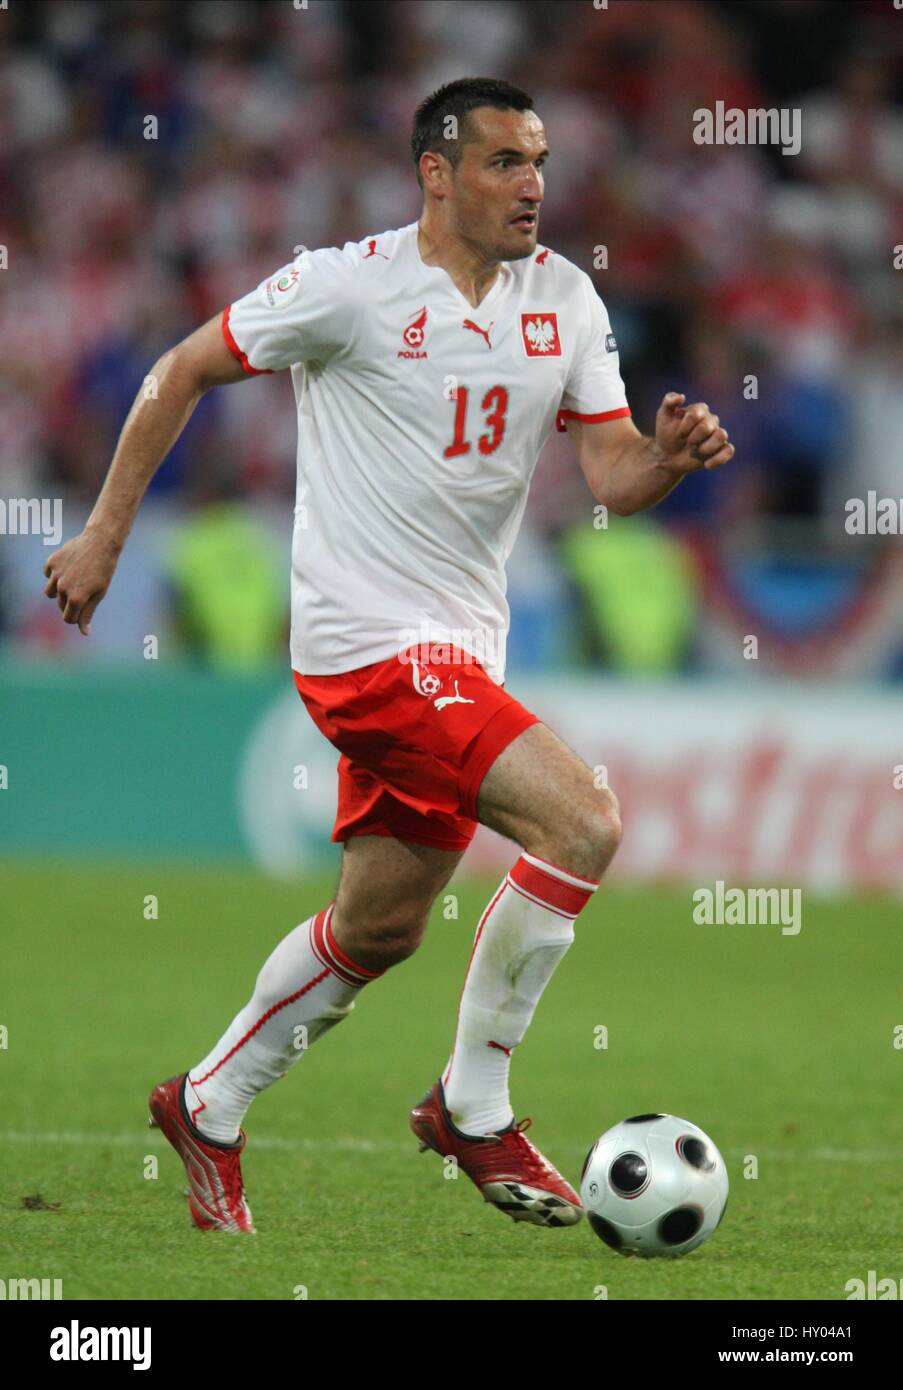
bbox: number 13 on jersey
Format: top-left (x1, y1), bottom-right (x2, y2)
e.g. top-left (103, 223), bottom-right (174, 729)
top-left (443, 384), bottom-right (509, 459)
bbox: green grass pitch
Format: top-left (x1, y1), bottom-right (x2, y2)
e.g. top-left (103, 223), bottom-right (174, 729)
top-left (2, 858), bottom-right (899, 1301)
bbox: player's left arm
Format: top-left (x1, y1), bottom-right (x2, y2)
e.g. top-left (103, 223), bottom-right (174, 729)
top-left (566, 392), bottom-right (734, 516)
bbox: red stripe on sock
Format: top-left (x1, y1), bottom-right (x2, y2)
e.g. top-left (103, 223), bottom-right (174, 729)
top-left (523, 850), bottom-right (600, 889)
top-left (309, 904), bottom-right (382, 988)
top-left (324, 909), bottom-right (383, 981)
top-left (310, 904), bottom-right (359, 987)
top-left (509, 854), bottom-right (597, 917)
top-left (190, 964), bottom-right (331, 1094)
top-left (188, 905), bottom-right (376, 1126)
top-left (506, 877), bottom-right (583, 921)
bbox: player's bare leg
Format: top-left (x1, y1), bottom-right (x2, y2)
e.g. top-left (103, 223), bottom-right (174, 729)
top-left (443, 718), bottom-right (620, 1133)
top-left (151, 834), bottom-right (462, 1232)
top-left (475, 720), bottom-right (621, 881)
top-left (329, 834), bottom-right (466, 971)
top-left (410, 721), bottom-right (620, 1227)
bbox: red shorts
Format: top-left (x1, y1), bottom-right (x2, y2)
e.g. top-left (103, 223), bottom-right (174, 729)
top-left (293, 644), bottom-right (540, 850)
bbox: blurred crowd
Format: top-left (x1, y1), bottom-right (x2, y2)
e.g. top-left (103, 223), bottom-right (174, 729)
top-left (1, 0), bottom-right (901, 675)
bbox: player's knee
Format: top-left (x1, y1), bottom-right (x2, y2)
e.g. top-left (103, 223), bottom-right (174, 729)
top-left (574, 788), bottom-right (622, 877)
top-left (373, 912), bottom-right (428, 964)
top-left (595, 787), bottom-right (623, 860)
top-left (332, 902), bottom-right (429, 970)
top-left (529, 788), bottom-right (621, 882)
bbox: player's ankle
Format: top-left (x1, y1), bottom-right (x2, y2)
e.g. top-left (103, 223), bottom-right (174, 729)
top-left (181, 1075), bottom-right (242, 1147)
top-left (446, 1096), bottom-right (515, 1138)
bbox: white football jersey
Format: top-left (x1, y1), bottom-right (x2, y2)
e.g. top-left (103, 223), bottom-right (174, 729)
top-left (223, 221), bottom-right (631, 684)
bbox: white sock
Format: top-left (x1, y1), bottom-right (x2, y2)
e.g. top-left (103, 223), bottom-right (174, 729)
top-left (442, 853), bottom-right (600, 1136)
top-left (184, 903), bottom-right (382, 1143)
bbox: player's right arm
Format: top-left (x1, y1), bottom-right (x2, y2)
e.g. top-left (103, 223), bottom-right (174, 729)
top-left (43, 313), bottom-right (250, 635)
top-left (46, 244), bottom-right (358, 635)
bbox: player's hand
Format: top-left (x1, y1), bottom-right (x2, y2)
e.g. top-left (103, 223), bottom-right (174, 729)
top-left (654, 393), bottom-right (734, 474)
top-left (43, 526), bottom-right (122, 636)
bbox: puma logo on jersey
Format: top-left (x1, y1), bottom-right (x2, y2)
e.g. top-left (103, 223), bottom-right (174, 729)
top-left (462, 318), bottom-right (493, 349)
top-left (434, 680), bottom-right (475, 711)
top-left (521, 313), bottom-right (561, 356)
top-left (399, 306), bottom-right (428, 359)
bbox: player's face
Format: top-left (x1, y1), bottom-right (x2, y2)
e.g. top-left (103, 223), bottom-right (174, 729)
top-left (451, 107), bottom-right (548, 263)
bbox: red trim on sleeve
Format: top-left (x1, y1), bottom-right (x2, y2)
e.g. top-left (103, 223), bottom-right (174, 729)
top-left (221, 305), bottom-right (272, 376)
top-left (555, 405), bottom-right (631, 433)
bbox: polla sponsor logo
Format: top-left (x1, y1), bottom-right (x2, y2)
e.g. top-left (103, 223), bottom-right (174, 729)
top-left (49, 1321), bottom-right (151, 1371)
top-left (399, 306), bottom-right (428, 358)
top-left (410, 660), bottom-right (442, 697)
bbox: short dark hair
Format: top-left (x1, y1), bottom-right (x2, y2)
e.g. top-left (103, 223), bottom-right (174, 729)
top-left (411, 77), bottom-right (534, 190)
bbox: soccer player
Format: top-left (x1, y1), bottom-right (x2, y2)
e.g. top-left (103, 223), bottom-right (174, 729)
top-left (44, 78), bottom-right (733, 1233)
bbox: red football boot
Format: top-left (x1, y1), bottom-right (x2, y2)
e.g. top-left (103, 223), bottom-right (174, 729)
top-left (410, 1078), bottom-right (582, 1227)
top-left (148, 1074), bottom-right (255, 1234)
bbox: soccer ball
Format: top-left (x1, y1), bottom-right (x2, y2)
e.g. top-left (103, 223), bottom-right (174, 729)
top-left (580, 1113), bottom-right (728, 1257)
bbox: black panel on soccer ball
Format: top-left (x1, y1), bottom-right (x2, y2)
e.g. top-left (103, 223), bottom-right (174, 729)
top-left (609, 1151), bottom-right (647, 1194)
top-left (679, 1136), bottom-right (716, 1172)
top-left (659, 1206), bottom-right (703, 1245)
top-left (587, 1213), bottom-right (623, 1250)
top-left (624, 1113), bottom-right (665, 1123)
